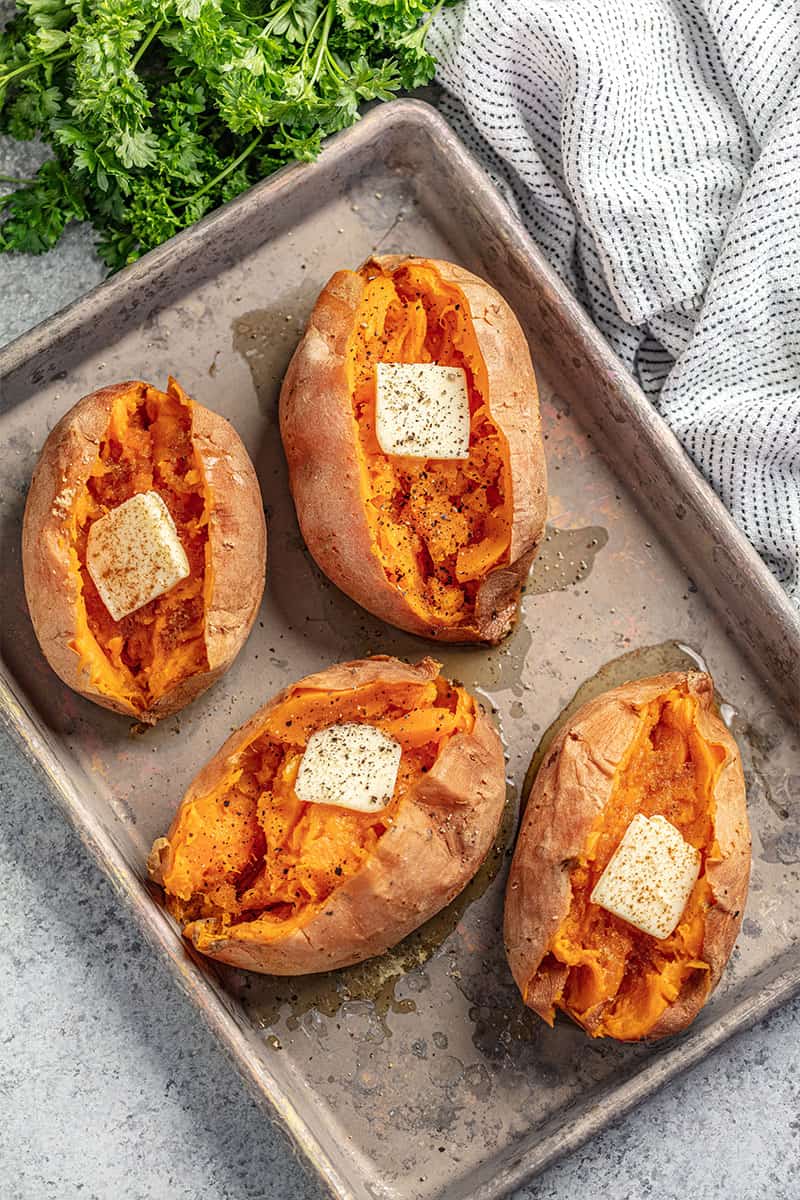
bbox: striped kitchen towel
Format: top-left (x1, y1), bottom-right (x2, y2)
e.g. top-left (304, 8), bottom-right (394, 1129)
top-left (430, 0), bottom-right (800, 602)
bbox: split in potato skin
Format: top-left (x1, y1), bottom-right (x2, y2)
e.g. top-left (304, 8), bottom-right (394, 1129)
top-left (543, 690), bottom-right (720, 1039)
top-left (280, 255), bottom-right (547, 645)
top-left (508, 673), bottom-right (750, 1042)
top-left (71, 380), bottom-right (210, 713)
top-left (347, 260), bottom-right (512, 634)
top-left (24, 376), bottom-right (266, 722)
top-left (156, 669), bottom-right (475, 950)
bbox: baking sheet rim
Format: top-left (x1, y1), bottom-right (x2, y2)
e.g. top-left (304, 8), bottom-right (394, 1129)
top-left (1, 99), bottom-right (798, 1200)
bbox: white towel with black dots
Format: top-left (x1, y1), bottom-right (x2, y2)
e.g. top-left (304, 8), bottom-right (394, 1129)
top-left (430, 0), bottom-right (800, 602)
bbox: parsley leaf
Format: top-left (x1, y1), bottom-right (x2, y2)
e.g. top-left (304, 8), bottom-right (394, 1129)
top-left (0, 0), bottom-right (446, 270)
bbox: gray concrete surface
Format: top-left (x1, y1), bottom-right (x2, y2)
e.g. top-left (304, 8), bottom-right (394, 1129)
top-left (2, 130), bottom-right (799, 1200)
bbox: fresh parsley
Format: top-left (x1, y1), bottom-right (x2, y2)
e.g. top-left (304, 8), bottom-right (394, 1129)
top-left (0, 0), bottom-right (445, 270)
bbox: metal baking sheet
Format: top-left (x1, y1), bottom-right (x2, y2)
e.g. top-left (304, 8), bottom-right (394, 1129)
top-left (1, 100), bottom-right (799, 1200)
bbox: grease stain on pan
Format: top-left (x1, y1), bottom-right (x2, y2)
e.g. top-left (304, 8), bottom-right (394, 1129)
top-left (734, 711), bottom-right (798, 864)
top-left (525, 524), bottom-right (608, 597)
top-left (429, 525), bottom-right (608, 694)
top-left (232, 785), bottom-right (518, 1033)
top-left (435, 624), bottom-right (533, 694)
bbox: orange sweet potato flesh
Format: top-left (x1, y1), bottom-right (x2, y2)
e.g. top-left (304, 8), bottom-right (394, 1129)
top-left (70, 384), bottom-right (210, 711)
top-left (160, 673), bottom-right (475, 945)
top-left (345, 261), bottom-right (512, 629)
top-left (537, 691), bottom-right (725, 1040)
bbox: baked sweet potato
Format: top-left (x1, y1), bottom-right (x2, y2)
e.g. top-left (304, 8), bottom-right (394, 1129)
top-left (280, 255), bottom-right (547, 644)
top-left (504, 671), bottom-right (750, 1040)
top-left (22, 377), bottom-right (266, 723)
top-left (149, 656), bottom-right (506, 974)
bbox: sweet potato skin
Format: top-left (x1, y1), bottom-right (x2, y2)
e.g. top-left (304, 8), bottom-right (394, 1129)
top-left (149, 656), bottom-right (507, 974)
top-left (279, 255), bottom-right (547, 644)
top-left (22, 378), bottom-right (266, 723)
top-left (504, 671), bottom-right (750, 1040)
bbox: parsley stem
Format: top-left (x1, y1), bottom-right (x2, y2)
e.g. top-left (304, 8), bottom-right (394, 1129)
top-left (308, 0), bottom-right (335, 88)
top-left (300, 6), bottom-right (327, 70)
top-left (0, 50), bottom-right (70, 87)
top-left (0, 174), bottom-right (34, 185)
top-left (173, 131), bottom-right (263, 207)
top-left (131, 19), bottom-right (164, 69)
top-left (324, 45), bottom-right (347, 82)
top-left (261, 0), bottom-right (293, 38)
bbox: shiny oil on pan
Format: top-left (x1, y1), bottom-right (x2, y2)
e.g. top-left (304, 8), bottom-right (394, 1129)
top-left (1, 101), bottom-right (799, 1200)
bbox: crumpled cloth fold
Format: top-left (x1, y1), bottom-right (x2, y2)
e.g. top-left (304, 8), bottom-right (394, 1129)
top-left (431, 0), bottom-right (800, 600)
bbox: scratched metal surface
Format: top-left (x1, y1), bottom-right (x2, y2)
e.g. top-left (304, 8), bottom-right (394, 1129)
top-left (1, 102), bottom-right (798, 1200)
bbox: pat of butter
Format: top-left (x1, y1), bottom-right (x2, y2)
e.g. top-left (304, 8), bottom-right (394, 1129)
top-left (86, 491), bottom-right (191, 622)
top-left (295, 723), bottom-right (402, 813)
top-left (375, 362), bottom-right (470, 459)
top-left (590, 813), bottom-right (701, 940)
